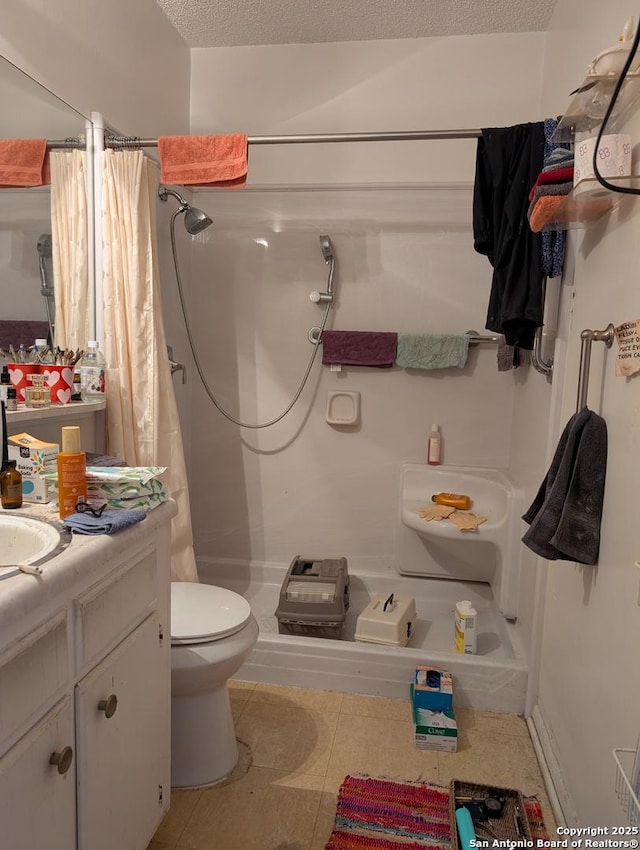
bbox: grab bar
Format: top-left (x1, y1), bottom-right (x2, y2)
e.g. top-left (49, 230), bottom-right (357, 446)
top-left (576, 324), bottom-right (615, 412)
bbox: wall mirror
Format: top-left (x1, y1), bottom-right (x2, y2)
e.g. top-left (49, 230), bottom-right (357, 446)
top-left (0, 55), bottom-right (90, 351)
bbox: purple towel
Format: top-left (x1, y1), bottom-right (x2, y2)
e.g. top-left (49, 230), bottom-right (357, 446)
top-left (321, 331), bottom-right (397, 368)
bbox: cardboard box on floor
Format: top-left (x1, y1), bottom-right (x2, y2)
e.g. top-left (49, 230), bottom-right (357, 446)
top-left (410, 672), bottom-right (458, 752)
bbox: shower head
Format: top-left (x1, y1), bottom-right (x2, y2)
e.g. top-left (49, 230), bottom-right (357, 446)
top-left (320, 235), bottom-right (334, 264)
top-left (37, 233), bottom-right (53, 259)
top-left (158, 185), bottom-right (213, 235)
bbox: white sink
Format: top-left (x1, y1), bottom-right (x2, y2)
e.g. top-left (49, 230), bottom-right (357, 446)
top-left (0, 513), bottom-right (69, 579)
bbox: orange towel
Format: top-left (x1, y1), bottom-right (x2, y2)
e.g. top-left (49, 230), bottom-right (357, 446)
top-left (0, 139), bottom-right (50, 187)
top-left (529, 194), bottom-right (612, 232)
top-left (158, 134), bottom-right (248, 187)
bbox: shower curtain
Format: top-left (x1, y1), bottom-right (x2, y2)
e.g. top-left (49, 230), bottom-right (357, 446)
top-left (50, 149), bottom-right (89, 349)
top-left (101, 148), bottom-right (198, 582)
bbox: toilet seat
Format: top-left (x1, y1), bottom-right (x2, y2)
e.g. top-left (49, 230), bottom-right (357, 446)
top-left (171, 582), bottom-right (252, 644)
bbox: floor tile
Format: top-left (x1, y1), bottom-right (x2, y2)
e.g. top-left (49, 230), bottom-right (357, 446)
top-left (177, 765), bottom-right (323, 850)
top-left (158, 682), bottom-right (558, 850)
top-left (340, 692), bottom-right (411, 721)
top-left (455, 707), bottom-right (529, 740)
top-left (326, 713), bottom-right (440, 784)
top-left (235, 700), bottom-right (339, 776)
top-left (309, 785), bottom-right (341, 850)
top-left (437, 730), bottom-right (546, 796)
top-left (251, 682), bottom-right (343, 713)
top-left (152, 789), bottom-right (203, 846)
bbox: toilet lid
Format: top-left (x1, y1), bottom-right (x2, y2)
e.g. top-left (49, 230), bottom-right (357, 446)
top-left (171, 582), bottom-right (252, 644)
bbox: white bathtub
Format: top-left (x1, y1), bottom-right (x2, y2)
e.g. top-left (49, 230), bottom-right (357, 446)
top-left (198, 558), bottom-right (528, 714)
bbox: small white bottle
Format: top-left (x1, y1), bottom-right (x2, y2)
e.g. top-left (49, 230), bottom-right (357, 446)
top-left (454, 600), bottom-right (477, 654)
top-left (427, 424), bottom-right (441, 465)
top-left (80, 340), bottom-right (106, 401)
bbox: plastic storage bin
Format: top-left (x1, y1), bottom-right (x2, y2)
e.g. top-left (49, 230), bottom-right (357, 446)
top-left (275, 555), bottom-right (349, 639)
top-left (355, 592), bottom-right (416, 646)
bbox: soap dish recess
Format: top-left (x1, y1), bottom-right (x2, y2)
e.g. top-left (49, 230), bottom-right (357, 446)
top-left (326, 391), bottom-right (360, 426)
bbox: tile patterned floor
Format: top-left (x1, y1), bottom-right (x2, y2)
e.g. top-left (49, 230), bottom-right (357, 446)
top-left (149, 680), bottom-right (557, 850)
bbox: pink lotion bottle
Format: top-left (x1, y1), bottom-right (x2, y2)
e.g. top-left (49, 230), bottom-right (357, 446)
top-left (427, 424), bottom-right (441, 465)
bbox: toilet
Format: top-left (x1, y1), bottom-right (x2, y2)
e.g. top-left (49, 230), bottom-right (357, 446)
top-left (170, 581), bottom-right (259, 788)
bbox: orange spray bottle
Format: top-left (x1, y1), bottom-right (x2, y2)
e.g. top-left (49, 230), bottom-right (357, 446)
top-left (57, 425), bottom-right (87, 519)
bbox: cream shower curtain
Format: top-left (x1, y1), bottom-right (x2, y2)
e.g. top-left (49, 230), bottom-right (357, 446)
top-left (101, 149), bottom-right (198, 582)
top-left (50, 149), bottom-right (89, 349)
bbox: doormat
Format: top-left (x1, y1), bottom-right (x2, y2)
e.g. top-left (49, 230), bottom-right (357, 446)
top-left (325, 775), bottom-right (549, 849)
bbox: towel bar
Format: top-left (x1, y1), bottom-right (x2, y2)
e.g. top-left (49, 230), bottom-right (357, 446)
top-left (308, 328), bottom-right (501, 346)
top-left (576, 324), bottom-right (615, 412)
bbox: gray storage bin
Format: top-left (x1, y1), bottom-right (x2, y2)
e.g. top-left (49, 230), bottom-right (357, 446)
top-left (275, 555), bottom-right (349, 639)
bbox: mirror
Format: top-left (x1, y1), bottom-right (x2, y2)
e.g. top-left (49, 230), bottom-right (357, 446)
top-left (0, 55), bottom-right (90, 353)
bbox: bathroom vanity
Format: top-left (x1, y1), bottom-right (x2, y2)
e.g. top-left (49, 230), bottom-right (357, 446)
top-left (0, 499), bottom-right (176, 850)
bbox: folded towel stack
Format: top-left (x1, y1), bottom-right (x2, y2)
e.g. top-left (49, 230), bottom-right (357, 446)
top-left (63, 509), bottom-right (146, 536)
top-left (528, 147), bottom-right (575, 234)
top-left (45, 466), bottom-right (168, 512)
top-left (158, 134), bottom-right (248, 187)
top-left (395, 333), bottom-right (470, 370)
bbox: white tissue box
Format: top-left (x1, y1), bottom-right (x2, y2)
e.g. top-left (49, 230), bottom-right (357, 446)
top-left (20, 474), bottom-right (57, 503)
top-left (574, 134), bottom-right (632, 191)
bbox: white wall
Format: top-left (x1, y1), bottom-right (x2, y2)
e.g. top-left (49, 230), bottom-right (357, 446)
top-left (533, 0), bottom-right (640, 827)
top-left (191, 34), bottom-right (545, 184)
top-left (0, 0), bottom-right (190, 136)
top-left (186, 34), bottom-right (548, 659)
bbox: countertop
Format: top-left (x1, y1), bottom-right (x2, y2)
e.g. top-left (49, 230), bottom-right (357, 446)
top-left (0, 499), bottom-right (177, 647)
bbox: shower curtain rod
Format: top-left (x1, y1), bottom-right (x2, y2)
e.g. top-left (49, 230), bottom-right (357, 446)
top-left (103, 129), bottom-right (483, 146)
top-left (46, 129), bottom-right (483, 150)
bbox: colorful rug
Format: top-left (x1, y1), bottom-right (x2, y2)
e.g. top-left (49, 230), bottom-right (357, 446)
top-left (325, 775), bottom-right (549, 849)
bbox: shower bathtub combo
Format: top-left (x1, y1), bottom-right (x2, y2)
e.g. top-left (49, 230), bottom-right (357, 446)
top-left (199, 463), bottom-right (528, 714)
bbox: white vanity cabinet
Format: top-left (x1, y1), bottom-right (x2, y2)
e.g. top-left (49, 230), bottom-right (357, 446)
top-left (0, 500), bottom-right (176, 850)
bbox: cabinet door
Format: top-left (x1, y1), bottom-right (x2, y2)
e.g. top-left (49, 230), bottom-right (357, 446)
top-left (76, 613), bottom-right (170, 850)
top-left (0, 698), bottom-right (76, 850)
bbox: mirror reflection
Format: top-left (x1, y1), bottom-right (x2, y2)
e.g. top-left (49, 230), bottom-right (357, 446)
top-left (0, 56), bottom-right (89, 355)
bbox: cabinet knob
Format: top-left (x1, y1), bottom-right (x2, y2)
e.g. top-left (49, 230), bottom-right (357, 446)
top-left (98, 693), bottom-right (118, 718)
top-left (49, 746), bottom-right (74, 775)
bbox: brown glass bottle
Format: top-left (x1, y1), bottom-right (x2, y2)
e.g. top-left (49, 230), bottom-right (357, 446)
top-left (1, 461), bottom-right (23, 509)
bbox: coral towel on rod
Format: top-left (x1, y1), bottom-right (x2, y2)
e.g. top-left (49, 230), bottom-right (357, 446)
top-left (0, 139), bottom-right (50, 186)
top-left (158, 134), bottom-right (248, 186)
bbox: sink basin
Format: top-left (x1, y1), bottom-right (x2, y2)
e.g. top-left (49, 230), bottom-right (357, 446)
top-left (0, 513), bottom-right (70, 579)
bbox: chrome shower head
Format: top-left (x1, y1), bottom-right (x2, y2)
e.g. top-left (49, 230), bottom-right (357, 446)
top-left (320, 235), bottom-right (334, 263)
top-left (158, 185), bottom-right (213, 234)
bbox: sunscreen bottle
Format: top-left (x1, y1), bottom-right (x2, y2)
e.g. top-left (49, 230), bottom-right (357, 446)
top-left (454, 600), bottom-right (477, 654)
top-left (57, 426), bottom-right (87, 519)
top-left (432, 492), bottom-right (471, 510)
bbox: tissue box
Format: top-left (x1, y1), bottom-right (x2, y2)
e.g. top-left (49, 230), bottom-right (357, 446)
top-left (8, 433), bottom-right (58, 475)
top-left (413, 667), bottom-right (453, 711)
top-left (574, 134), bottom-right (632, 189)
top-left (20, 474), bottom-right (57, 504)
top-left (411, 688), bottom-right (458, 752)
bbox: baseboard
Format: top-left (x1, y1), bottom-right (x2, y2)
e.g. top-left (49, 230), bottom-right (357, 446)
top-left (527, 704), bottom-right (578, 827)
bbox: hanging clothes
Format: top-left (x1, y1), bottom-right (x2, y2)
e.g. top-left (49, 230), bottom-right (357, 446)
top-left (473, 122), bottom-right (546, 350)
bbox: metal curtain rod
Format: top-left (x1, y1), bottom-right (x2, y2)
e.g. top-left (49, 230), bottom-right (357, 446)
top-left (102, 128), bottom-right (483, 148)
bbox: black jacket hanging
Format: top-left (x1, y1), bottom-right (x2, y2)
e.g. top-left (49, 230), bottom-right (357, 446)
top-left (473, 123), bottom-right (546, 350)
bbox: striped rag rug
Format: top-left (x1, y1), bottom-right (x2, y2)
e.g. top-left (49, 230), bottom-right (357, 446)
top-left (325, 775), bottom-right (549, 849)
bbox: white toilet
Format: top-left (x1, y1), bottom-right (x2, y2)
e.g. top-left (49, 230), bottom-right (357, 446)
top-left (170, 581), bottom-right (259, 788)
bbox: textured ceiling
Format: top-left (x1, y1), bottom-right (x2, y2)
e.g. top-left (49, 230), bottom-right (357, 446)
top-left (155, 0), bottom-right (559, 49)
